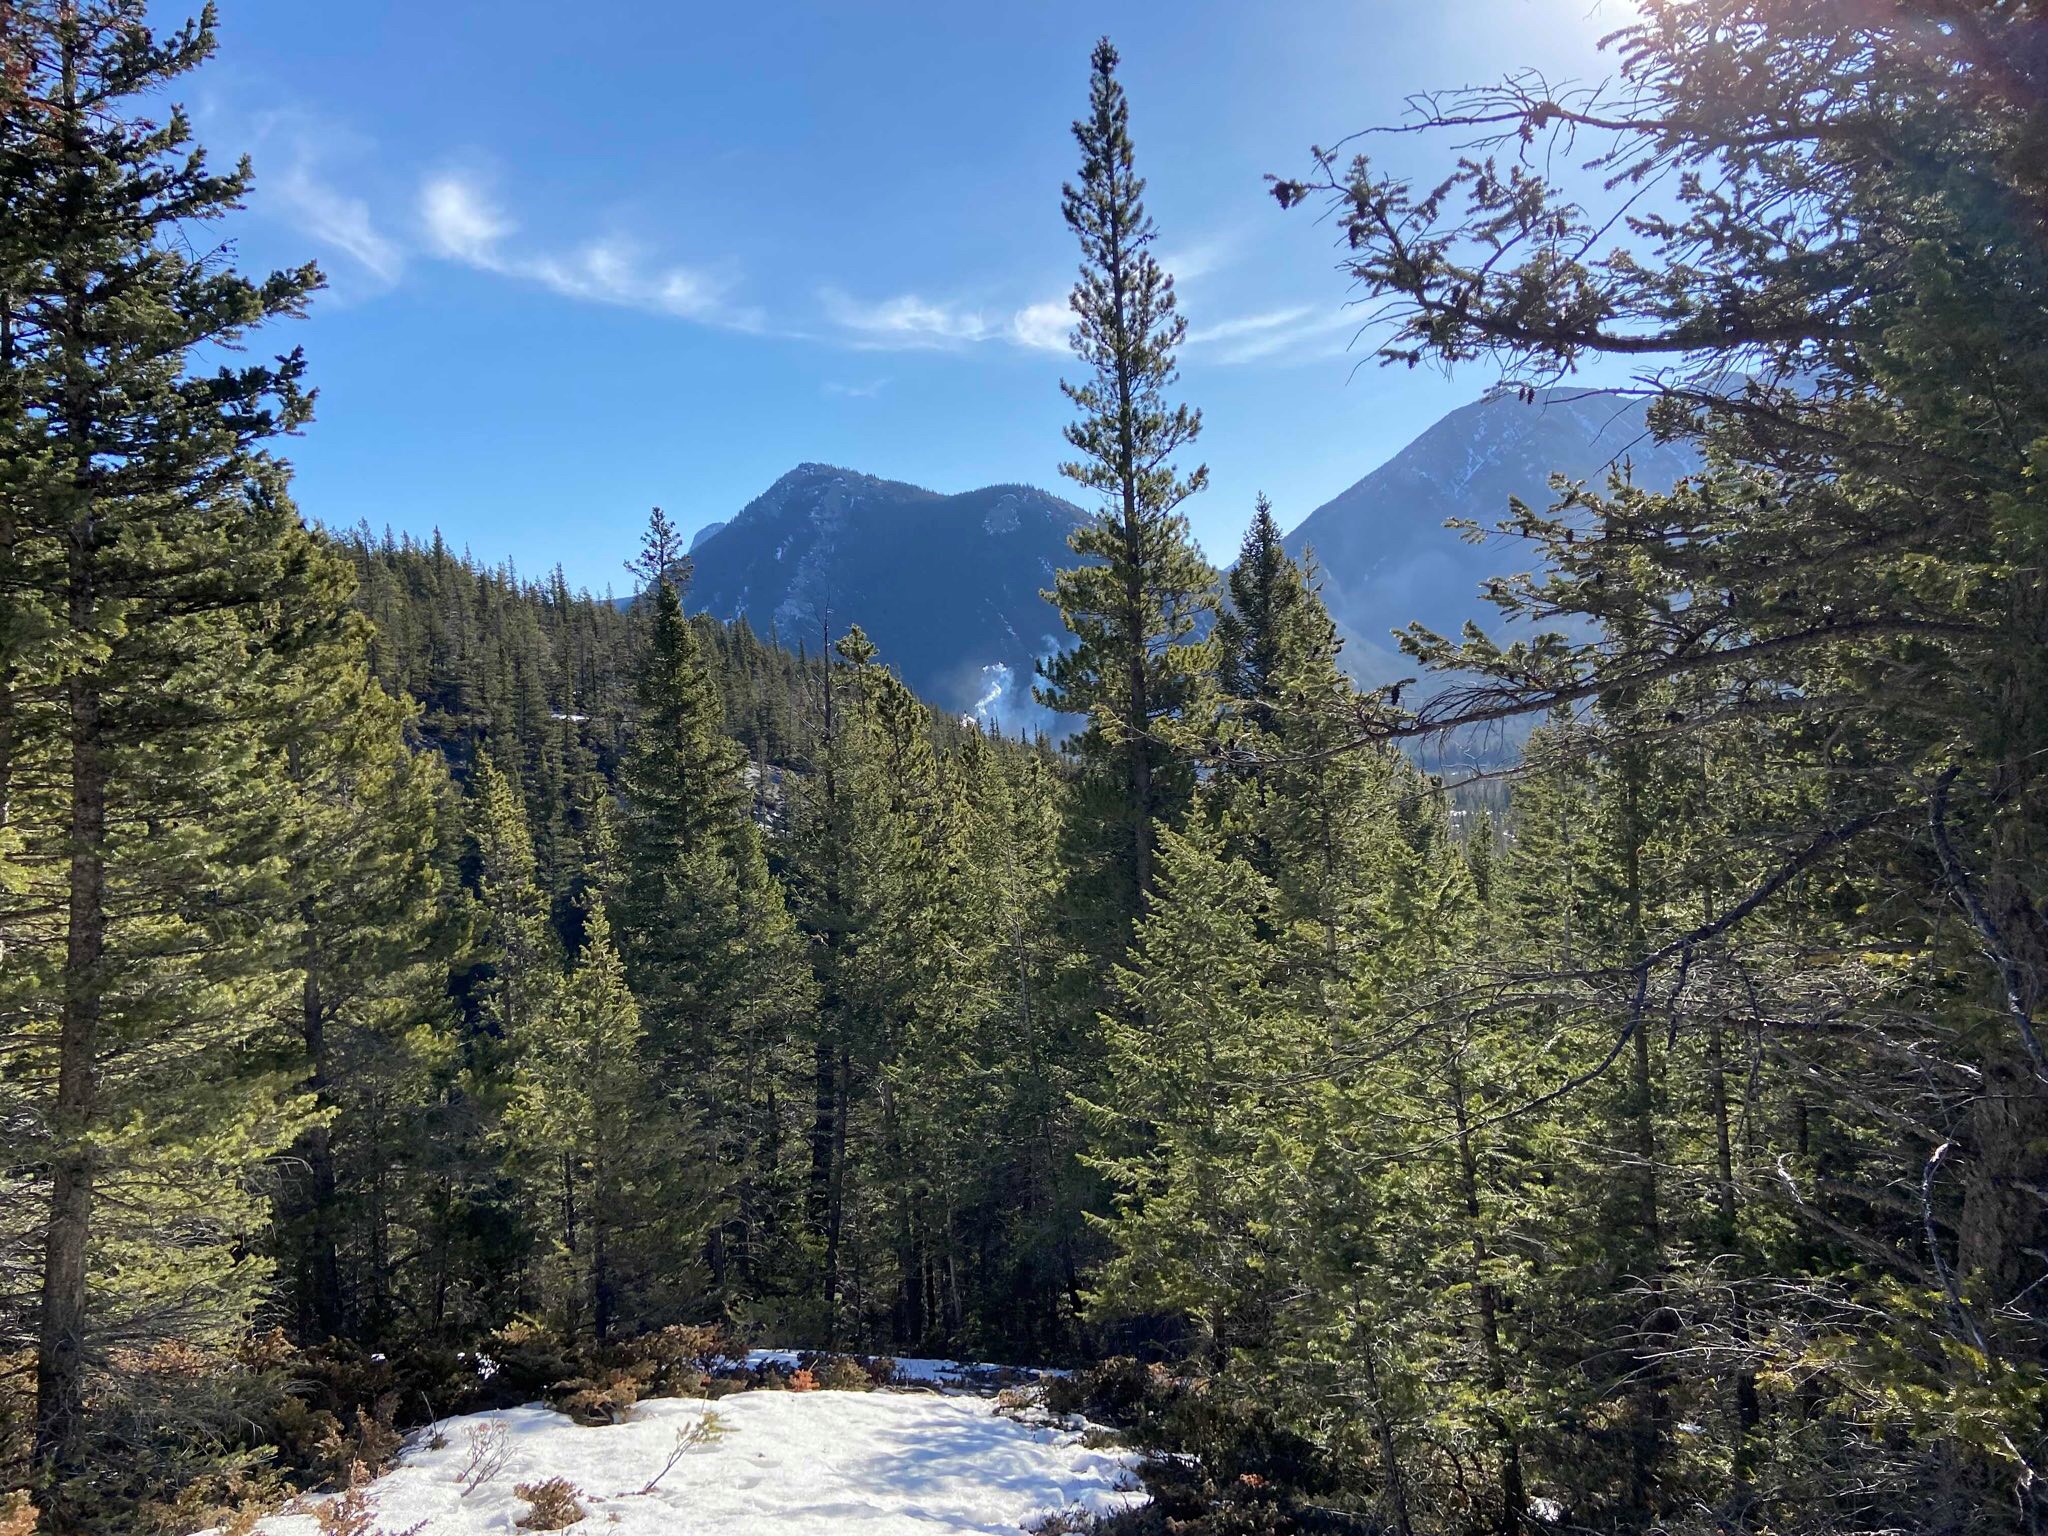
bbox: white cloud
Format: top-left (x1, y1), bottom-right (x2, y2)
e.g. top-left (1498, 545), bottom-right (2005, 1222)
top-left (821, 289), bottom-right (995, 347)
top-left (274, 161), bottom-right (403, 284)
top-left (821, 288), bottom-right (1072, 353)
top-left (241, 111), bottom-right (405, 289)
top-left (416, 172), bottom-right (757, 327)
top-left (1187, 307), bottom-right (1312, 345)
top-left (1006, 299), bottom-right (1071, 352)
top-left (1185, 305), bottom-right (1359, 365)
top-left (1158, 233), bottom-right (1239, 286)
top-left (420, 174), bottom-right (515, 264)
top-left (823, 378), bottom-right (889, 398)
top-left (821, 278), bottom-right (1352, 366)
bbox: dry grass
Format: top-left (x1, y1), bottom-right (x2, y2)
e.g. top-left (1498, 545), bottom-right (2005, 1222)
top-left (310, 1482), bottom-right (426, 1536)
top-left (513, 1476), bottom-right (587, 1530)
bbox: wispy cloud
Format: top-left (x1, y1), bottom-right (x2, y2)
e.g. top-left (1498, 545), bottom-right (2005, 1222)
top-left (244, 112), bottom-right (406, 291)
top-left (1158, 233), bottom-right (1240, 286)
top-left (820, 279), bottom-right (1352, 366)
top-left (1185, 304), bottom-right (1358, 365)
top-left (276, 164), bottom-right (403, 284)
top-left (824, 377), bottom-right (890, 399)
top-left (417, 172), bottom-right (757, 326)
top-left (419, 175), bottom-right (510, 264)
top-left (249, 112), bottom-right (1320, 366)
top-left (820, 289), bottom-right (992, 348)
top-left (820, 288), bottom-right (1069, 353)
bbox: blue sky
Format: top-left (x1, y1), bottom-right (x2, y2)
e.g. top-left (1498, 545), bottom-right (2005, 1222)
top-left (183, 0), bottom-right (1633, 593)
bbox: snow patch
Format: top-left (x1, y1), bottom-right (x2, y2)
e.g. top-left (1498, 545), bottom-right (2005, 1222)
top-left (201, 1386), bottom-right (1142, 1536)
top-left (984, 493), bottom-right (1022, 535)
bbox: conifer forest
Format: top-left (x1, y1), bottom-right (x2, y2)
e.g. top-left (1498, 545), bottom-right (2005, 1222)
top-left (2, 3), bottom-right (2046, 1533)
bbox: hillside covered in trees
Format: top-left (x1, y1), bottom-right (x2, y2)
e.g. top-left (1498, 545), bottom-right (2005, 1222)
top-left (2, 3), bottom-right (2045, 1535)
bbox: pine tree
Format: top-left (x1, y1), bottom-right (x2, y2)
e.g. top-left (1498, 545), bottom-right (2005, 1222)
top-left (1083, 819), bottom-right (1299, 1364)
top-left (614, 527), bottom-right (814, 1313)
top-left (0, 3), bottom-right (385, 1514)
top-left (273, 669), bottom-right (457, 1345)
top-left (505, 900), bottom-right (651, 1342)
top-left (1038, 37), bottom-right (1217, 944)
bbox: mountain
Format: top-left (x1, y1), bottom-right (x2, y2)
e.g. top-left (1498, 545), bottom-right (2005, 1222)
top-left (684, 463), bottom-right (1088, 728)
top-left (689, 519), bottom-right (728, 552)
top-left (677, 395), bottom-right (1695, 731)
top-left (1284, 390), bottom-right (1700, 686)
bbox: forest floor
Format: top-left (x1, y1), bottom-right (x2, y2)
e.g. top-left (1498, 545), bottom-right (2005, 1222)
top-left (203, 1360), bottom-right (1145, 1535)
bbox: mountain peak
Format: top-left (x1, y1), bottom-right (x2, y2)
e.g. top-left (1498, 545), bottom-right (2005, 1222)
top-left (1283, 390), bottom-right (1698, 684)
top-left (684, 466), bottom-right (1086, 728)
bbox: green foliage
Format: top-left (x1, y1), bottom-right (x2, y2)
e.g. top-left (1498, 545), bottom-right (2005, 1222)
top-left (614, 562), bottom-right (816, 1317)
top-left (10, 11), bottom-right (2041, 1536)
top-left (1038, 37), bottom-right (1218, 949)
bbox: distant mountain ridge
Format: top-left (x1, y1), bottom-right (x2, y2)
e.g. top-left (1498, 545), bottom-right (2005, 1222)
top-left (668, 393), bottom-right (1698, 735)
top-left (684, 464), bottom-right (1088, 727)
top-left (1283, 389), bottom-right (1700, 686)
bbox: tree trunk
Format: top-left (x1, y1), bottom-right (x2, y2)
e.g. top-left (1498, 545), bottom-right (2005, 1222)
top-left (1358, 1322), bottom-right (1416, 1536)
top-left (1707, 1016), bottom-right (1760, 1481)
top-left (1448, 1047), bottom-right (1525, 1535)
top-left (297, 954), bottom-right (346, 1340)
top-left (36, 25), bottom-right (102, 1487)
top-left (825, 1045), bottom-right (851, 1343)
top-left (36, 650), bottom-right (103, 1483)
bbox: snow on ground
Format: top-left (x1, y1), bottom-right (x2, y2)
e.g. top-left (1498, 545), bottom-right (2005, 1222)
top-left (212, 1384), bottom-right (1143, 1535)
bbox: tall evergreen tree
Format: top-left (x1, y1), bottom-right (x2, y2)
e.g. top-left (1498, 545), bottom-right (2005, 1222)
top-left (1038, 37), bottom-right (1217, 944)
top-left (273, 671), bottom-right (456, 1345)
top-left (0, 4), bottom-right (385, 1516)
top-left (613, 526), bottom-right (814, 1314)
top-left (506, 899), bottom-right (652, 1343)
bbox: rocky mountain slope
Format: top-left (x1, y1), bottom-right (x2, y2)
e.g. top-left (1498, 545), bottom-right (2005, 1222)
top-left (1283, 389), bottom-right (1700, 685)
top-left (684, 464), bottom-right (1087, 728)
top-left (679, 394), bottom-right (1698, 731)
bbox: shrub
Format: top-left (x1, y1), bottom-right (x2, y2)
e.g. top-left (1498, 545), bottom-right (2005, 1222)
top-left (0, 1493), bottom-right (35, 1536)
top-left (547, 1362), bottom-right (649, 1425)
top-left (310, 1471), bottom-right (427, 1536)
top-left (633, 1411), bottom-right (729, 1494)
top-left (476, 1319), bottom-right (580, 1405)
top-left (316, 1400), bottom-right (404, 1480)
top-left (455, 1419), bottom-right (509, 1496)
top-left (809, 1354), bottom-right (873, 1392)
top-left (786, 1367), bottom-right (818, 1393)
top-left (138, 1468), bottom-right (294, 1536)
top-left (514, 1476), bottom-right (587, 1530)
top-left (621, 1322), bottom-right (736, 1396)
top-left (1044, 1358), bottom-right (1178, 1430)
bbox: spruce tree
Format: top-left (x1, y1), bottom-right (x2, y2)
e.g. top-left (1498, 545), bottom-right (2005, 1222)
top-left (273, 671), bottom-right (456, 1345)
top-left (1214, 496), bottom-right (1312, 733)
top-left (1083, 818), bottom-right (1297, 1365)
top-left (614, 524), bottom-right (813, 1312)
top-left (1038, 37), bottom-right (1217, 942)
top-left (506, 899), bottom-right (651, 1342)
top-left (0, 2), bottom-right (380, 1514)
